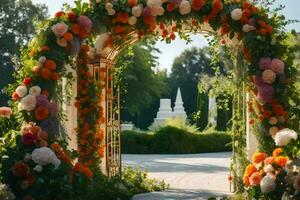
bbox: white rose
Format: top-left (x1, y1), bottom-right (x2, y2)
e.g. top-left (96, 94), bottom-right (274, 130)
top-left (264, 164), bottom-right (274, 173)
top-left (132, 5), bottom-right (143, 17)
top-left (38, 56), bottom-right (46, 64)
top-left (107, 8), bottom-right (116, 16)
top-left (147, 0), bottom-right (161, 8)
top-left (31, 147), bottom-right (60, 168)
top-left (105, 2), bottom-right (113, 10)
top-left (179, 0), bottom-right (191, 15)
top-left (16, 85), bottom-right (28, 98)
top-left (29, 86), bottom-right (41, 97)
top-left (262, 69), bottom-right (276, 84)
top-left (19, 95), bottom-right (36, 111)
top-left (260, 175), bottom-right (276, 193)
top-left (275, 128), bottom-right (298, 146)
top-left (33, 165), bottom-right (43, 173)
top-left (242, 24), bottom-right (256, 32)
top-left (231, 8), bottom-right (243, 21)
top-left (95, 33), bottom-right (109, 54)
top-left (128, 16), bottom-right (137, 25)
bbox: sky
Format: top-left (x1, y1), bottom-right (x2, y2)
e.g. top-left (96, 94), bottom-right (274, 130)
top-left (32, 0), bottom-right (300, 72)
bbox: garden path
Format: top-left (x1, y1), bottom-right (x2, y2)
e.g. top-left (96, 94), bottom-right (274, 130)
top-left (122, 152), bottom-right (232, 200)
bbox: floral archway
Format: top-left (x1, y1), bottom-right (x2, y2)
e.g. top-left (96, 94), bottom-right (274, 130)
top-left (0, 0), bottom-right (299, 199)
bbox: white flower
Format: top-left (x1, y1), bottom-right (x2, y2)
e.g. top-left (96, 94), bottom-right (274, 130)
top-left (262, 69), bottom-right (276, 84)
top-left (132, 5), bottom-right (143, 17)
top-left (260, 175), bottom-right (276, 193)
top-left (128, 16), bottom-right (137, 25)
top-left (33, 165), bottom-right (43, 173)
top-left (31, 147), bottom-right (60, 168)
top-left (269, 117), bottom-right (278, 125)
top-left (105, 2), bottom-right (113, 10)
top-left (24, 153), bottom-right (31, 162)
top-left (275, 128), bottom-right (298, 146)
top-left (29, 86), bottom-right (41, 97)
top-left (95, 33), bottom-right (109, 54)
top-left (107, 8), bottom-right (116, 16)
top-left (242, 24), bottom-right (256, 32)
top-left (179, 0), bottom-right (191, 15)
top-left (231, 8), bottom-right (243, 21)
top-left (147, 0), bottom-right (161, 8)
top-left (38, 56), bottom-right (46, 64)
top-left (19, 95), bottom-right (36, 111)
top-left (264, 164), bottom-right (274, 173)
top-left (51, 22), bottom-right (68, 37)
top-left (16, 85), bottom-right (28, 98)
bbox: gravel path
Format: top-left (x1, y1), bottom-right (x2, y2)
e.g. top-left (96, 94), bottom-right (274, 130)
top-left (122, 152), bottom-right (232, 200)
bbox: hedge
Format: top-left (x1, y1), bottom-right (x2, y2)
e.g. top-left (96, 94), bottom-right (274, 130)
top-left (121, 126), bottom-right (232, 154)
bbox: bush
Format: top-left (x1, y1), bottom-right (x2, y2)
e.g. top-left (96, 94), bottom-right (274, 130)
top-left (121, 126), bottom-right (232, 154)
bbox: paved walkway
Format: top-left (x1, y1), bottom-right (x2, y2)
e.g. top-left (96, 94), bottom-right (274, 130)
top-left (122, 152), bottom-right (232, 200)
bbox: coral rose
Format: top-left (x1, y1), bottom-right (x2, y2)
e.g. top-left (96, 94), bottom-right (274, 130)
top-left (243, 175), bottom-right (250, 187)
top-left (264, 156), bottom-right (274, 165)
top-left (0, 107), bottom-right (12, 117)
top-left (12, 161), bottom-right (30, 177)
top-left (249, 172), bottom-right (262, 186)
top-left (252, 152), bottom-right (267, 164)
top-left (244, 164), bottom-right (257, 177)
top-left (231, 8), bottom-right (242, 21)
top-left (35, 105), bottom-right (49, 121)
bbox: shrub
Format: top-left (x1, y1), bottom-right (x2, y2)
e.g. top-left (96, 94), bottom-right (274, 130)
top-left (148, 117), bottom-right (199, 133)
top-left (121, 126), bottom-right (232, 154)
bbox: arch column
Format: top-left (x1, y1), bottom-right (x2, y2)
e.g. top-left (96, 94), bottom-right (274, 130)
top-left (246, 93), bottom-right (258, 160)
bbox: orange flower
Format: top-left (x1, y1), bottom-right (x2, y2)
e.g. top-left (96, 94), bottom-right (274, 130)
top-left (71, 24), bottom-right (81, 35)
top-left (191, 0), bottom-right (205, 11)
top-left (12, 161), bottom-right (30, 177)
top-left (243, 175), bottom-right (250, 187)
top-left (44, 60), bottom-right (56, 71)
top-left (82, 167), bottom-right (93, 178)
top-left (272, 148), bottom-right (283, 157)
top-left (40, 46), bottom-right (50, 52)
top-left (243, 47), bottom-right (252, 63)
top-left (63, 32), bottom-right (73, 42)
top-left (249, 172), bottom-right (262, 186)
top-left (51, 143), bottom-right (61, 152)
top-left (274, 156), bottom-right (288, 167)
top-left (244, 164), bottom-right (257, 177)
top-left (264, 156), bottom-right (274, 165)
top-left (128, 0), bottom-right (137, 6)
top-left (97, 146), bottom-right (105, 157)
top-left (252, 152), bottom-right (267, 164)
top-left (79, 30), bottom-right (88, 38)
top-left (144, 16), bottom-right (154, 25)
top-left (167, 3), bottom-right (176, 12)
top-left (35, 106), bottom-right (49, 121)
top-left (273, 104), bottom-right (285, 116)
top-left (116, 12), bottom-right (129, 23)
top-left (74, 162), bottom-right (84, 172)
top-left (212, 0), bottom-right (223, 13)
top-left (41, 68), bottom-right (51, 80)
top-left (242, 1), bottom-right (251, 9)
top-left (51, 72), bottom-right (60, 81)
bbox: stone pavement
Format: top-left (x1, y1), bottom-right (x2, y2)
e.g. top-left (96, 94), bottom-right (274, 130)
top-left (122, 152), bottom-right (232, 200)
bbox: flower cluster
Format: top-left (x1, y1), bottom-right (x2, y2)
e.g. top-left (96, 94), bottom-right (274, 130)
top-left (244, 149), bottom-right (300, 199)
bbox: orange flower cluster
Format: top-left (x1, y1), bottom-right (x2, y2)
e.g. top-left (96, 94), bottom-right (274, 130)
top-left (36, 59), bottom-right (60, 81)
top-left (51, 143), bottom-right (72, 164)
top-left (74, 162), bottom-right (93, 178)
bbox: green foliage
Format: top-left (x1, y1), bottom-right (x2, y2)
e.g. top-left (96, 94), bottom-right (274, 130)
top-left (149, 117), bottom-right (199, 133)
top-left (121, 127), bottom-right (232, 154)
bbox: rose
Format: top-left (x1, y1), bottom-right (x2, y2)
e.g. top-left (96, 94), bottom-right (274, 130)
top-left (262, 69), bottom-right (276, 84)
top-left (77, 16), bottom-right (93, 32)
top-left (11, 161), bottom-right (30, 177)
top-left (274, 128), bottom-right (298, 146)
top-left (132, 5), bottom-right (143, 17)
top-left (260, 175), bottom-right (276, 193)
top-left (249, 172), bottom-right (262, 186)
top-left (179, 0), bottom-right (191, 15)
top-left (29, 86), bottom-right (41, 97)
top-left (22, 132), bottom-right (37, 145)
top-left (128, 16), bottom-right (137, 25)
top-left (0, 107), bottom-right (12, 117)
top-left (16, 85), bottom-right (28, 98)
top-left (242, 24), bottom-right (256, 32)
top-left (231, 8), bottom-right (242, 21)
top-left (271, 58), bottom-right (285, 75)
top-left (143, 6), bottom-right (152, 17)
top-left (19, 95), bottom-right (36, 111)
top-left (51, 22), bottom-right (68, 37)
top-left (259, 57), bottom-right (272, 70)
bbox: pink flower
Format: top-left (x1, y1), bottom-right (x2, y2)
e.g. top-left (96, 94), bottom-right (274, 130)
top-left (51, 22), bottom-right (68, 37)
top-left (249, 172), bottom-right (262, 186)
top-left (262, 69), bottom-right (276, 84)
top-left (77, 16), bottom-right (93, 32)
top-left (271, 58), bottom-right (285, 75)
top-left (259, 57), bottom-right (272, 70)
top-left (0, 107), bottom-right (12, 117)
top-left (22, 132), bottom-right (37, 145)
top-left (257, 84), bottom-right (274, 103)
top-left (143, 6), bottom-right (152, 17)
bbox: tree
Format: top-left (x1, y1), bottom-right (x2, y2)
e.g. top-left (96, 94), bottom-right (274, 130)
top-left (0, 0), bottom-right (47, 105)
top-left (115, 41), bottom-right (169, 128)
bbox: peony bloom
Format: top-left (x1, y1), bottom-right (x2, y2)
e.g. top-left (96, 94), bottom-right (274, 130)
top-left (293, 175), bottom-right (300, 191)
top-left (259, 57), bottom-right (272, 70)
top-left (271, 58), bottom-right (285, 75)
top-left (31, 147), bottom-right (61, 168)
top-left (262, 69), bottom-right (276, 84)
top-left (0, 107), bottom-right (12, 117)
top-left (19, 95), bottom-right (36, 111)
top-left (274, 128), bottom-right (298, 146)
top-left (52, 22), bottom-right (68, 37)
top-left (252, 152), bottom-right (267, 164)
top-left (22, 132), bottom-right (37, 145)
top-left (260, 175), bottom-right (276, 193)
top-left (179, 0), bottom-right (191, 15)
top-left (77, 16), bottom-right (93, 32)
top-left (257, 84), bottom-right (274, 103)
top-left (128, 16), bottom-right (137, 25)
top-left (35, 105), bottom-right (49, 121)
top-left (29, 86), bottom-right (41, 97)
top-left (231, 8), bottom-right (242, 21)
top-left (249, 172), bottom-right (262, 186)
top-left (12, 161), bottom-right (30, 177)
top-left (132, 5), bottom-right (143, 17)
top-left (16, 85), bottom-right (28, 98)
top-left (242, 24), bottom-right (256, 32)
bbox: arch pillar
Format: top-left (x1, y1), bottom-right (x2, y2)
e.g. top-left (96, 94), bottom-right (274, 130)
top-left (246, 93), bottom-right (258, 160)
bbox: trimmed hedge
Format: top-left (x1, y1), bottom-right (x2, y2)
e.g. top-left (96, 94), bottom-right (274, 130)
top-left (121, 126), bottom-right (232, 154)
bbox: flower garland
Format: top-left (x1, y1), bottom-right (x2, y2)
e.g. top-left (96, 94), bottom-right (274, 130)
top-left (0, 0), bottom-right (299, 199)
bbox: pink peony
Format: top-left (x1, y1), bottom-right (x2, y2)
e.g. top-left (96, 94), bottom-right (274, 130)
top-left (259, 57), bottom-right (272, 70)
top-left (271, 58), bottom-right (285, 75)
top-left (51, 22), bottom-right (68, 36)
top-left (262, 69), bottom-right (276, 84)
top-left (22, 132), bottom-right (37, 145)
top-left (143, 6), bottom-right (152, 17)
top-left (257, 84), bottom-right (275, 103)
top-left (0, 107), bottom-right (12, 117)
top-left (77, 16), bottom-right (93, 32)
